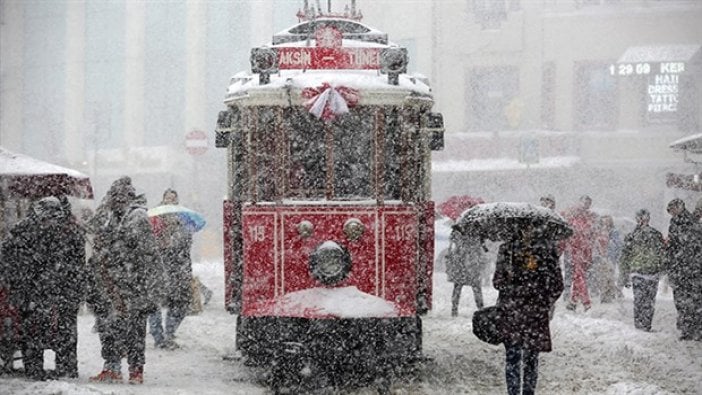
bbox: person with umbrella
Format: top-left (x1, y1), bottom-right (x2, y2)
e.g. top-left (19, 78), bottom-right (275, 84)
top-left (493, 221), bottom-right (564, 395)
top-left (455, 202), bottom-right (570, 394)
top-left (147, 188), bottom-right (200, 349)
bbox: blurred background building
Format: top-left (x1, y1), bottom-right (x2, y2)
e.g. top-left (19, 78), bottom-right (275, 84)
top-left (366, 0), bottom-right (702, 226)
top-left (1, 0), bottom-right (701, 252)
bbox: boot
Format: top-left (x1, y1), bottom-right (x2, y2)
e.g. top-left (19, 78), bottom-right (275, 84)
top-left (128, 366), bottom-right (144, 384)
top-left (89, 369), bottom-right (123, 383)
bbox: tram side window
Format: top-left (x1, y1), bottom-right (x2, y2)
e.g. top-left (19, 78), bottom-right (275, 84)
top-left (286, 109), bottom-right (326, 197)
top-left (333, 108), bottom-right (373, 199)
top-left (255, 110), bottom-right (277, 201)
top-left (384, 108), bottom-right (402, 200)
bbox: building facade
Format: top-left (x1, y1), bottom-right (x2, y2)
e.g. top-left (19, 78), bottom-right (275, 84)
top-left (363, 0), bottom-right (702, 225)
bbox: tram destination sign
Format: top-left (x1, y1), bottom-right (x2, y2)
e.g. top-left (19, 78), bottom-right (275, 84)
top-left (277, 47), bottom-right (382, 70)
top-left (610, 61), bottom-right (686, 114)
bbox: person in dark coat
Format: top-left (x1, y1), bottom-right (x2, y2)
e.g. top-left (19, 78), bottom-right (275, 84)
top-left (86, 176), bottom-right (163, 384)
top-left (1, 196), bottom-right (86, 380)
top-left (148, 188), bottom-right (194, 349)
top-left (665, 198), bottom-right (702, 341)
top-left (619, 209), bottom-right (665, 332)
top-left (493, 224), bottom-right (564, 395)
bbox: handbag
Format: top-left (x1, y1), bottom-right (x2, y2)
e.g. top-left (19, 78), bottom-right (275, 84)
top-left (472, 305), bottom-right (504, 345)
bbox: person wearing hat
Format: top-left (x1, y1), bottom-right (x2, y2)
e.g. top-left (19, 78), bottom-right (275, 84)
top-left (665, 198), bottom-right (702, 341)
top-left (86, 177), bottom-right (163, 383)
top-left (619, 209), bottom-right (665, 332)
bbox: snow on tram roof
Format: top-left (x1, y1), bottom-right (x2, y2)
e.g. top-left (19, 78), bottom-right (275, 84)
top-left (271, 38), bottom-right (391, 48)
top-left (225, 68), bottom-right (432, 105)
top-left (228, 69), bottom-right (429, 93)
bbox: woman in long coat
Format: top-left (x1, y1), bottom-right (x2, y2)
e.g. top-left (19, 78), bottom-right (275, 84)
top-left (445, 229), bottom-right (487, 316)
top-left (493, 225), bottom-right (564, 395)
top-left (148, 188), bottom-right (193, 349)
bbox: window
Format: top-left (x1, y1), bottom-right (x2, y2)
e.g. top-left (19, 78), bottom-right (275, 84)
top-left (472, 0), bottom-right (507, 30)
top-left (541, 62), bottom-right (556, 130)
top-left (332, 109), bottom-right (373, 199)
top-left (467, 66), bottom-right (520, 131)
top-left (574, 62), bottom-right (618, 130)
top-left (286, 109), bottom-right (327, 197)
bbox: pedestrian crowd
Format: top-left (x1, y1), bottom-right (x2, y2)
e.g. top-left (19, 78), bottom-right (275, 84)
top-left (447, 193), bottom-right (702, 395)
top-left (0, 176), bottom-right (208, 384)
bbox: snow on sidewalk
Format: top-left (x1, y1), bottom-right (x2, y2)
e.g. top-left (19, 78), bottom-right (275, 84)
top-left (1, 262), bottom-right (700, 394)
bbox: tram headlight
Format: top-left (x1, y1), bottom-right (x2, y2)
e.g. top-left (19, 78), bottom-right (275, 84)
top-left (309, 241), bottom-right (352, 285)
top-left (343, 218), bottom-right (365, 241)
top-left (380, 47), bottom-right (408, 74)
top-left (250, 47), bottom-right (279, 74)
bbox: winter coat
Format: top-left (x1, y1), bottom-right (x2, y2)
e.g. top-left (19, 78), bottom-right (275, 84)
top-left (446, 230), bottom-right (486, 286)
top-left (607, 229), bottom-right (623, 264)
top-left (666, 210), bottom-right (702, 290)
top-left (619, 224), bottom-right (665, 282)
top-left (493, 237), bottom-right (563, 352)
top-left (154, 209), bottom-right (193, 308)
top-left (1, 200), bottom-right (86, 348)
top-left (562, 208), bottom-right (597, 271)
top-left (1, 202), bottom-right (86, 312)
top-left (86, 196), bottom-right (163, 317)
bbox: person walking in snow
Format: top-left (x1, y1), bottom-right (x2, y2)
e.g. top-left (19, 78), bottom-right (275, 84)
top-left (594, 215), bottom-right (622, 303)
top-left (86, 177), bottom-right (163, 384)
top-left (493, 223), bottom-right (564, 395)
top-left (562, 195), bottom-right (597, 311)
top-left (148, 188), bottom-right (194, 349)
top-left (665, 198), bottom-right (702, 341)
top-left (619, 209), bottom-right (665, 332)
top-left (446, 229), bottom-right (487, 316)
top-left (1, 196), bottom-right (86, 380)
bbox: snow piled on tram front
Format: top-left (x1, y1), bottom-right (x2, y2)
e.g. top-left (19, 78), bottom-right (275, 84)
top-left (270, 286), bottom-right (399, 318)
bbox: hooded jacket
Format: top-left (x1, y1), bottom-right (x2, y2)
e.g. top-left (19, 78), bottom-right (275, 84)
top-left (87, 194), bottom-right (163, 316)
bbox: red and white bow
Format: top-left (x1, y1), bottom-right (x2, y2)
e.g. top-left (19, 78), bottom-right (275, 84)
top-left (301, 83), bottom-right (360, 121)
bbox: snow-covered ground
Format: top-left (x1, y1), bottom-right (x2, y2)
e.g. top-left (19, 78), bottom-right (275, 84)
top-left (1, 261), bottom-right (701, 394)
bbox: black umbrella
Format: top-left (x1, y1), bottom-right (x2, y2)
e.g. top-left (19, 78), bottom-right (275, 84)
top-left (453, 202), bottom-right (573, 242)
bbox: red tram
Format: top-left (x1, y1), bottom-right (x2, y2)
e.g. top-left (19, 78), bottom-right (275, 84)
top-left (214, 2), bottom-right (444, 378)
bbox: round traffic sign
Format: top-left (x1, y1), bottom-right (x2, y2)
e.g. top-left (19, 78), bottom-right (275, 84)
top-left (185, 129), bottom-right (208, 156)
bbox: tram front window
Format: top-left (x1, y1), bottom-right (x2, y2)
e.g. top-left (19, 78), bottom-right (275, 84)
top-left (333, 109), bottom-right (372, 199)
top-left (285, 108), bottom-right (372, 199)
top-left (287, 109), bottom-right (326, 197)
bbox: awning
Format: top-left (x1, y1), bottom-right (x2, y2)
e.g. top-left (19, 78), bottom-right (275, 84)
top-left (669, 133), bottom-right (702, 154)
top-left (618, 44), bottom-right (700, 64)
top-left (0, 147), bottom-right (94, 199)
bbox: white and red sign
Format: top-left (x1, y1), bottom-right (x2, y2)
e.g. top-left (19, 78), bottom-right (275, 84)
top-left (278, 47), bottom-right (381, 70)
top-left (185, 129), bottom-right (208, 156)
top-left (278, 25), bottom-right (381, 70)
